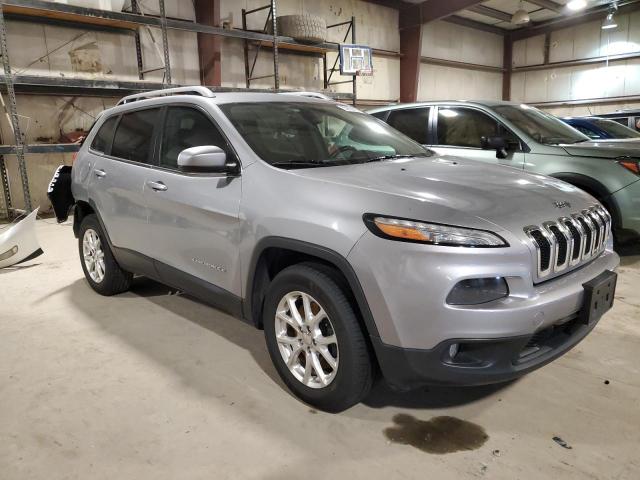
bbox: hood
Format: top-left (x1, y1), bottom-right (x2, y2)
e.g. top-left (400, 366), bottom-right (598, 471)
top-left (561, 140), bottom-right (640, 159)
top-left (294, 156), bottom-right (597, 233)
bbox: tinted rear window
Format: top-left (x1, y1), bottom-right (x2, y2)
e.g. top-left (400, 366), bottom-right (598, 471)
top-left (111, 109), bottom-right (158, 163)
top-left (387, 108), bottom-right (430, 144)
top-left (90, 116), bottom-right (118, 153)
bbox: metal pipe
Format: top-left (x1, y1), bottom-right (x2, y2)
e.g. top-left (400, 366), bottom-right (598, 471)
top-left (0, 5), bottom-right (31, 212)
top-left (351, 16), bottom-right (356, 106)
top-left (158, 0), bottom-right (171, 85)
top-left (271, 0), bottom-right (279, 90)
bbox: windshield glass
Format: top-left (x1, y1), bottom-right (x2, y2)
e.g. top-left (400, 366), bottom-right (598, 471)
top-left (219, 101), bottom-right (430, 168)
top-left (591, 118), bottom-right (640, 139)
top-left (494, 104), bottom-right (589, 145)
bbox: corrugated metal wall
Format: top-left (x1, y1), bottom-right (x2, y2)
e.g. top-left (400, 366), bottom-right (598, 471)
top-left (417, 21), bottom-right (504, 101)
top-left (511, 10), bottom-right (640, 114)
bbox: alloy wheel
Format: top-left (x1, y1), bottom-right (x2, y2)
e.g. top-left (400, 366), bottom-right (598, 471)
top-left (82, 228), bottom-right (105, 283)
top-left (274, 291), bottom-right (339, 389)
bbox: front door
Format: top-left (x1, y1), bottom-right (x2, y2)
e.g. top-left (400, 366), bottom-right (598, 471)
top-left (143, 105), bottom-right (242, 297)
top-left (429, 106), bottom-right (526, 169)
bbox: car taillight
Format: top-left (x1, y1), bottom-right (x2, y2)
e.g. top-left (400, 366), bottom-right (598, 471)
top-left (618, 159), bottom-right (640, 175)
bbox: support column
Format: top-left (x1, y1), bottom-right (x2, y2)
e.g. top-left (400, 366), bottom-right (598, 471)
top-left (502, 34), bottom-right (512, 101)
top-left (399, 25), bottom-right (422, 102)
top-left (194, 0), bottom-right (221, 87)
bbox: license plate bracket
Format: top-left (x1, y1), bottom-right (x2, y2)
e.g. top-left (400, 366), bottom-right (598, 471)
top-left (579, 270), bottom-right (617, 325)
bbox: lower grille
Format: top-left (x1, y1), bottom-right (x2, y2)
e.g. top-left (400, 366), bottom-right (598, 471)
top-left (517, 314), bottom-right (580, 362)
top-left (524, 205), bottom-right (610, 281)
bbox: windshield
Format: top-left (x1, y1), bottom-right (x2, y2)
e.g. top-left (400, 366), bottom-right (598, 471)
top-left (219, 101), bottom-right (430, 168)
top-left (494, 104), bottom-right (589, 145)
top-left (591, 118), bottom-right (640, 139)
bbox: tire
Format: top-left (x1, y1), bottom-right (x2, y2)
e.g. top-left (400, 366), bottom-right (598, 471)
top-left (78, 214), bottom-right (132, 296)
top-left (263, 263), bottom-right (373, 412)
top-left (275, 14), bottom-right (327, 44)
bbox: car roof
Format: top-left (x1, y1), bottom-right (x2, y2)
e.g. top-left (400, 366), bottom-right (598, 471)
top-left (103, 89), bottom-right (333, 118)
top-left (562, 116), bottom-right (607, 121)
top-left (367, 99), bottom-right (521, 113)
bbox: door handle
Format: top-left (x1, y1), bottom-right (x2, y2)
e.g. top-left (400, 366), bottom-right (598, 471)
top-left (94, 169), bottom-right (106, 178)
top-left (146, 180), bottom-right (168, 192)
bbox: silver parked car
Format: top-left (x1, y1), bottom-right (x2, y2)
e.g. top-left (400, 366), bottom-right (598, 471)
top-left (52, 87), bottom-right (619, 412)
top-left (370, 101), bottom-right (640, 245)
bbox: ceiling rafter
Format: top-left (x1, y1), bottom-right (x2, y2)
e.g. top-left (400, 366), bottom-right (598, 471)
top-left (526, 0), bottom-right (564, 14)
top-left (512, 0), bottom-right (640, 40)
top-left (399, 0), bottom-right (485, 30)
top-left (445, 15), bottom-right (506, 35)
top-left (467, 4), bottom-right (513, 22)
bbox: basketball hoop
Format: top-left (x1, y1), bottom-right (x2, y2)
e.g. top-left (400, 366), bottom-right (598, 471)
top-left (355, 68), bottom-right (373, 76)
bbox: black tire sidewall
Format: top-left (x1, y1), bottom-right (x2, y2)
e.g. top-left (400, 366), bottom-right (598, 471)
top-left (263, 265), bottom-right (371, 412)
top-left (78, 214), bottom-right (130, 295)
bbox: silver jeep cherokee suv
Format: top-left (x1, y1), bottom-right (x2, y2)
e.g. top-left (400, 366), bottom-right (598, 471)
top-left (54, 87), bottom-right (619, 412)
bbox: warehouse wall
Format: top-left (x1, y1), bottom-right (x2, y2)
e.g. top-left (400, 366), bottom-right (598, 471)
top-left (511, 10), bottom-right (640, 116)
top-left (218, 0), bottom-right (399, 100)
top-left (0, 0), bottom-right (399, 214)
top-left (417, 20), bottom-right (503, 101)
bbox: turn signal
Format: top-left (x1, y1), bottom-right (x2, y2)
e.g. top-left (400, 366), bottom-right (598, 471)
top-left (618, 160), bottom-right (640, 175)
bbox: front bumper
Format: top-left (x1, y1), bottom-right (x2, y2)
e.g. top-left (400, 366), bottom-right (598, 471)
top-left (371, 311), bottom-right (599, 390)
top-left (348, 231), bottom-right (619, 389)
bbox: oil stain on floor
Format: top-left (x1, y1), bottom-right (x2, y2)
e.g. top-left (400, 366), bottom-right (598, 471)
top-left (384, 414), bottom-right (488, 454)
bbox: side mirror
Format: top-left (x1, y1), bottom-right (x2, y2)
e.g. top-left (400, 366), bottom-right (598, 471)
top-left (177, 146), bottom-right (236, 173)
top-left (481, 136), bottom-right (511, 159)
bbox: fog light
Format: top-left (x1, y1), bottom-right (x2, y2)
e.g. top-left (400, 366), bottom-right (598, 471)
top-left (448, 343), bottom-right (459, 359)
top-left (446, 277), bottom-right (509, 305)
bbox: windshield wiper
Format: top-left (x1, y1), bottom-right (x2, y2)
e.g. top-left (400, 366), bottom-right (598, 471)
top-left (271, 161), bottom-right (324, 169)
top-left (364, 153), bottom-right (427, 163)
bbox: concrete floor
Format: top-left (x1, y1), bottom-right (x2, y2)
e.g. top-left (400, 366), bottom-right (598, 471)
top-left (1, 219), bottom-right (639, 480)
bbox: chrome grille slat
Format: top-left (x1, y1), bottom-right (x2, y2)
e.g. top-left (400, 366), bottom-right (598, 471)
top-left (524, 204), bottom-right (609, 282)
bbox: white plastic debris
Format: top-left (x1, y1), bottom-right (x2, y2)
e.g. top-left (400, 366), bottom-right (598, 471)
top-left (0, 208), bottom-right (43, 268)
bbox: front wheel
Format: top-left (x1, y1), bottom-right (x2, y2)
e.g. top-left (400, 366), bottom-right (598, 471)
top-left (263, 263), bottom-right (373, 412)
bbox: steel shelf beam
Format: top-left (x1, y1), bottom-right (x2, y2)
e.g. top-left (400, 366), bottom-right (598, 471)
top-left (0, 143), bottom-right (80, 154)
top-left (2, 0), bottom-right (305, 44)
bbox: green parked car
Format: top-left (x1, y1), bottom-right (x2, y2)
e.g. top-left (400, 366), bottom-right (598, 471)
top-left (369, 101), bottom-right (640, 245)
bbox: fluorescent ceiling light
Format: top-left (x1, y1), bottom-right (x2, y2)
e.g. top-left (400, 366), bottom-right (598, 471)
top-left (602, 12), bottom-right (618, 29)
top-left (567, 0), bottom-right (587, 10)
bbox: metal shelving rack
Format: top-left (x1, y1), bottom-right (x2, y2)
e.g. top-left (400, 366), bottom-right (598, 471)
top-left (0, 0), bottom-right (363, 218)
top-left (241, 3), bottom-right (357, 103)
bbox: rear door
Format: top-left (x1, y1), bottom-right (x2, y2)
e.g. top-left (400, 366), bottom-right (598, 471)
top-left (88, 107), bottom-right (160, 256)
top-left (143, 105), bottom-right (242, 296)
top-left (429, 106), bottom-right (526, 168)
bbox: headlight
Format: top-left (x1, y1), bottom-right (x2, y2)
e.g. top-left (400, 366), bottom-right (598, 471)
top-left (363, 214), bottom-right (508, 247)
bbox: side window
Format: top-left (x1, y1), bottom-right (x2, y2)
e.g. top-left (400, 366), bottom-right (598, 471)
top-left (90, 116), bottom-right (118, 154)
top-left (437, 107), bottom-right (502, 148)
top-left (370, 111), bottom-right (388, 121)
top-left (574, 125), bottom-right (600, 139)
top-left (386, 108), bottom-right (430, 144)
top-left (111, 108), bottom-right (158, 163)
top-left (160, 106), bottom-right (231, 170)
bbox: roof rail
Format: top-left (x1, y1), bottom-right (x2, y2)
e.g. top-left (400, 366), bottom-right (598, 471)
top-left (116, 86), bottom-right (215, 106)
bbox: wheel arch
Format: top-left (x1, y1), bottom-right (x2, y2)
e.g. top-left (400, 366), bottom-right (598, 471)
top-left (244, 237), bottom-right (381, 341)
top-left (550, 172), bottom-right (622, 229)
top-left (72, 200), bottom-right (95, 238)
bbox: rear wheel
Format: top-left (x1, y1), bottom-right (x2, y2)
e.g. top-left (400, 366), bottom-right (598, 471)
top-left (78, 214), bottom-right (132, 296)
top-left (263, 263), bottom-right (373, 412)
